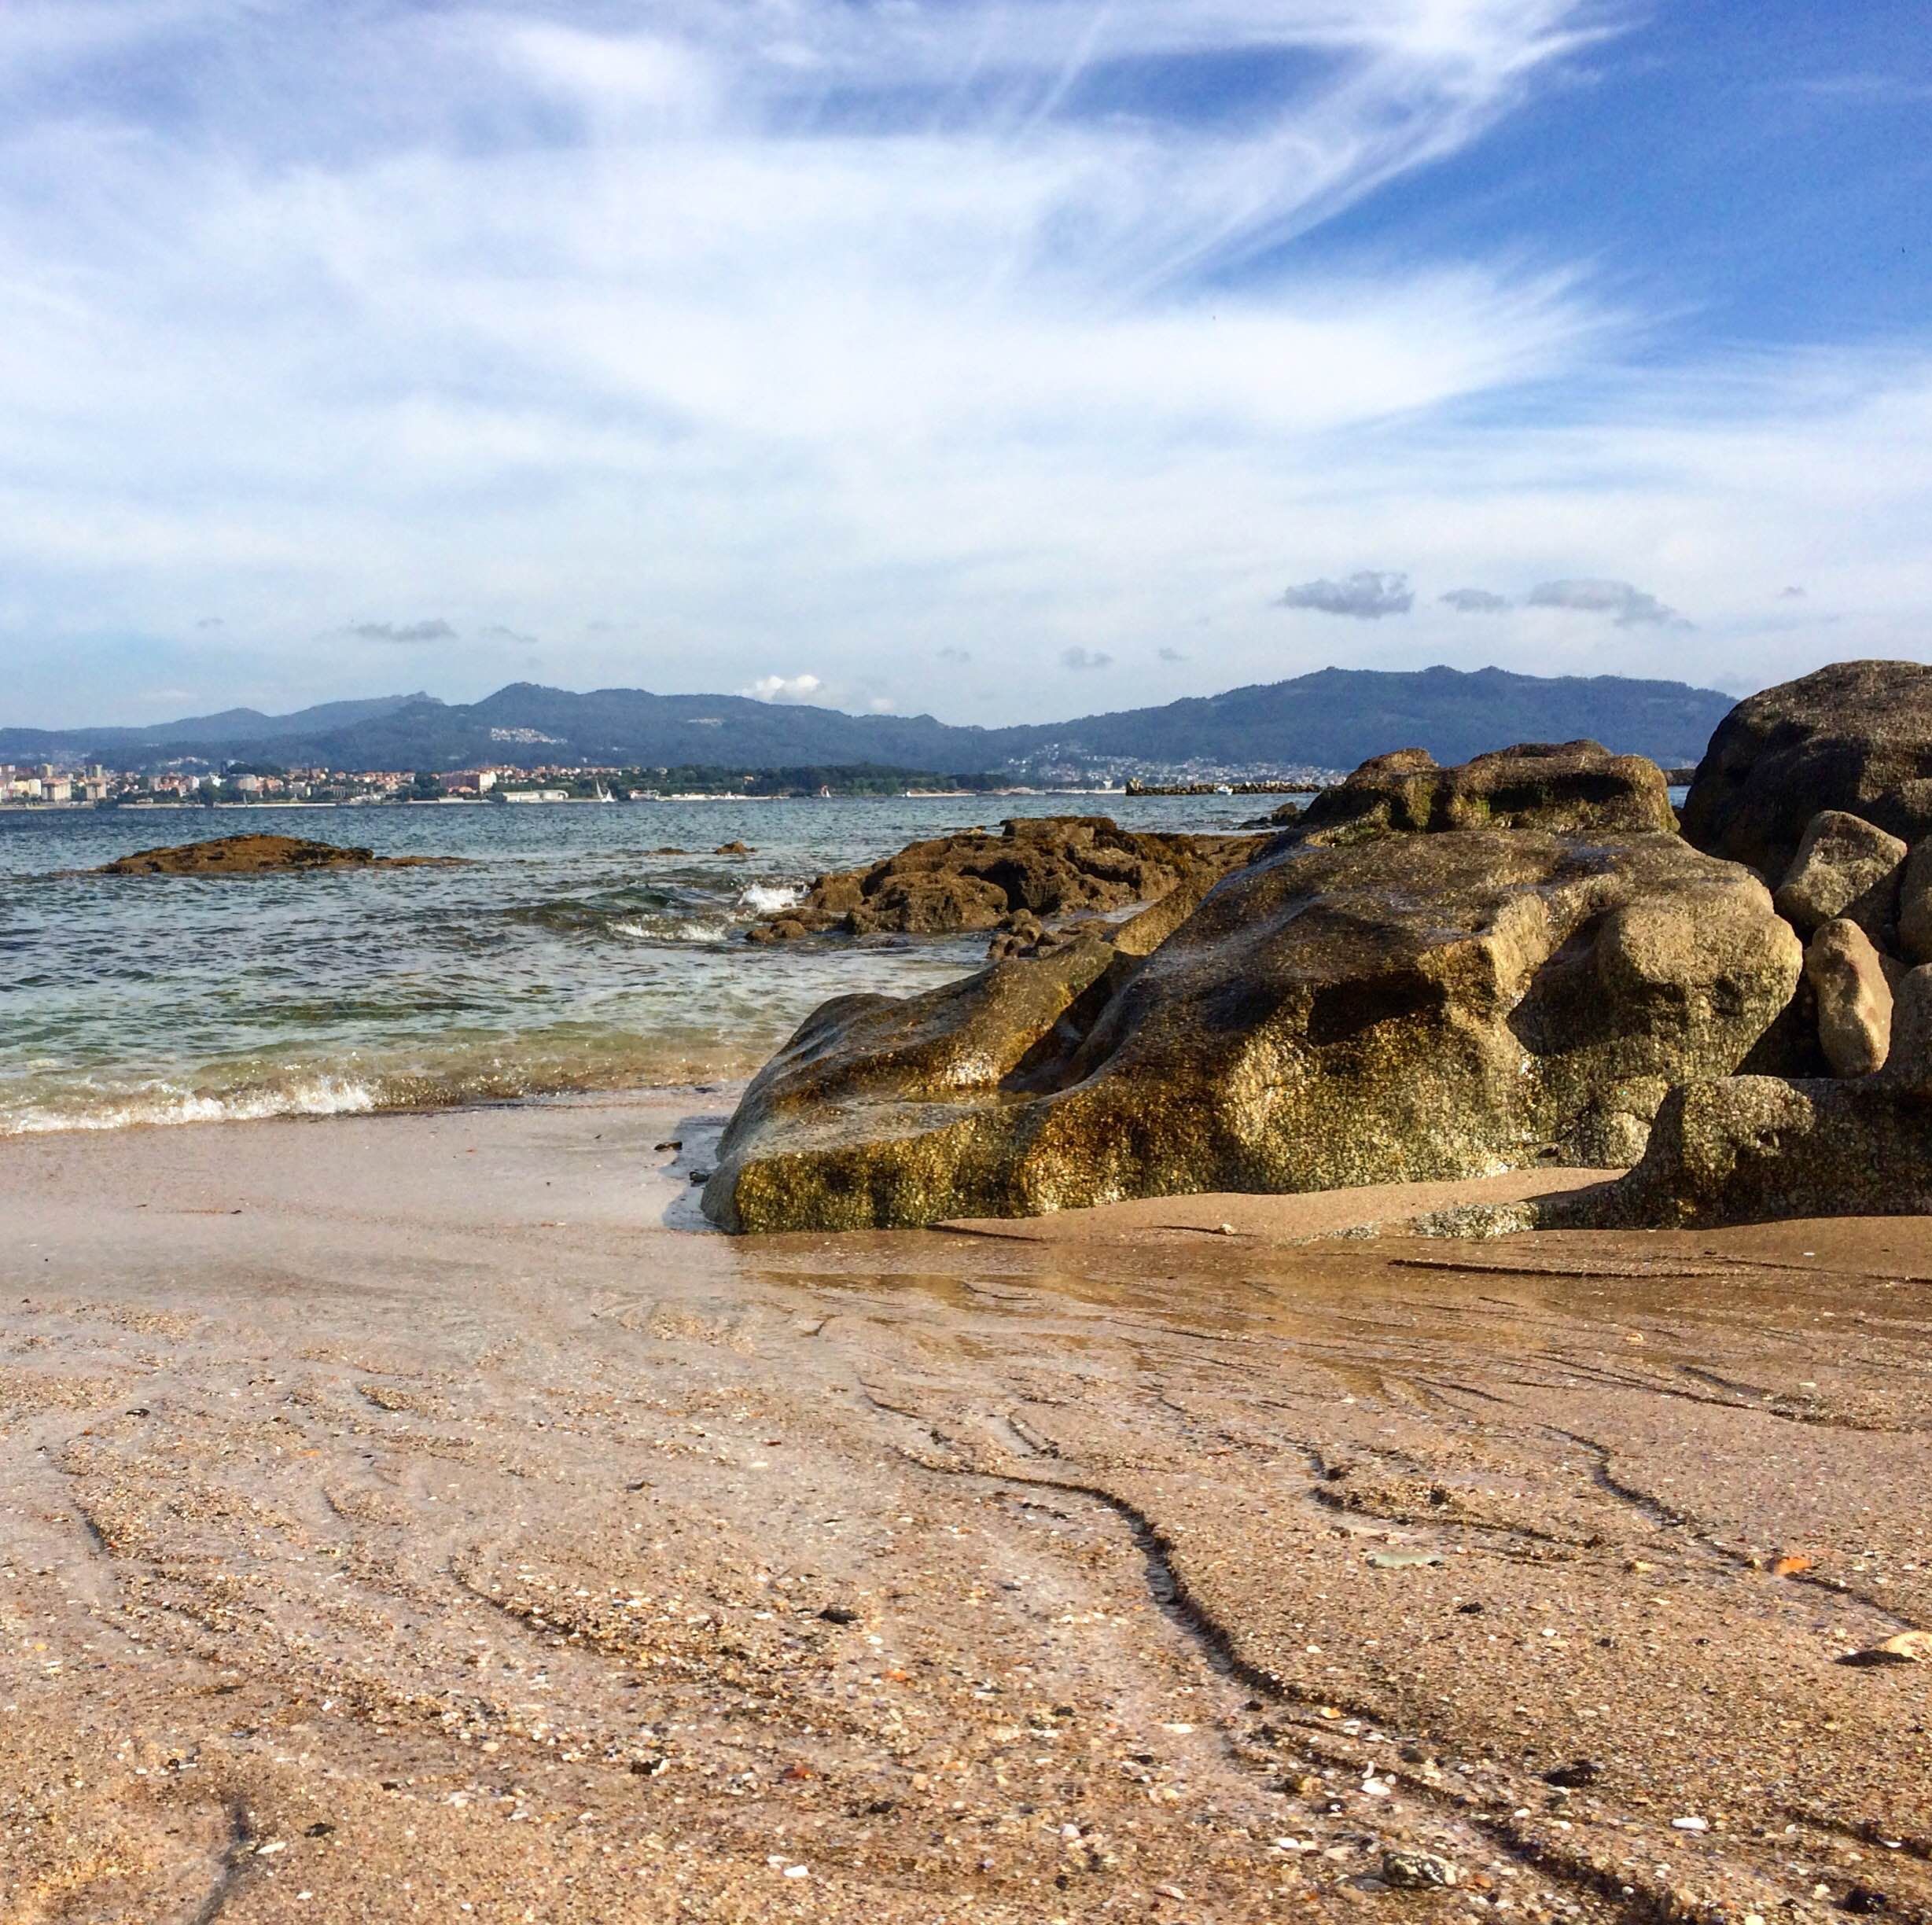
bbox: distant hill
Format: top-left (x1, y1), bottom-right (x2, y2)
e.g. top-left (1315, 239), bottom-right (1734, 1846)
top-left (0, 667), bottom-right (1739, 775)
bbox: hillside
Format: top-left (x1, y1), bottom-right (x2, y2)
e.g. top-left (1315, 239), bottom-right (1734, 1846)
top-left (0, 666), bottom-right (1739, 776)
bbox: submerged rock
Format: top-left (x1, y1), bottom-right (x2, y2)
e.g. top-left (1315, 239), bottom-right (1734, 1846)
top-left (92, 834), bottom-right (453, 877)
top-left (704, 784), bottom-right (1798, 1231)
top-left (1680, 661), bottom-right (1932, 877)
top-left (743, 815), bottom-right (1266, 946)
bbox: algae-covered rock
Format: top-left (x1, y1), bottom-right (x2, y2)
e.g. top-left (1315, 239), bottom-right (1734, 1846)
top-left (1680, 661), bottom-right (1932, 878)
top-left (93, 834), bottom-right (451, 876)
top-left (704, 817), bottom-right (1800, 1232)
top-left (1293, 740), bottom-right (1675, 845)
top-left (745, 815), bottom-right (1266, 946)
top-left (1549, 1076), bottom-right (1932, 1229)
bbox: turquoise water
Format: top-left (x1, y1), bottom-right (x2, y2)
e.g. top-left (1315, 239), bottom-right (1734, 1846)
top-left (0, 796), bottom-right (1262, 1134)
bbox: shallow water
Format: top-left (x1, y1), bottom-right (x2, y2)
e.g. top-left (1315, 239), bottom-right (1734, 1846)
top-left (0, 794), bottom-right (1264, 1133)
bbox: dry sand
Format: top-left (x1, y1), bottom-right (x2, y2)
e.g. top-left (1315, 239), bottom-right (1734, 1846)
top-left (1, 1094), bottom-right (1928, 1923)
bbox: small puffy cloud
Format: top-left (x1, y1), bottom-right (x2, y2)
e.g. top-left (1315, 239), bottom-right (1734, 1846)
top-left (742, 672), bottom-right (823, 704)
top-left (480, 623), bottom-right (539, 646)
top-left (867, 694), bottom-right (896, 712)
top-left (1525, 579), bottom-right (1690, 628)
top-left (348, 618), bottom-right (458, 644)
top-left (196, 616), bottom-right (223, 630)
top-left (1280, 570), bottom-right (1413, 620)
top-left (1440, 587), bottom-right (1512, 613)
top-left (937, 646), bottom-right (972, 664)
top-left (1779, 584), bottom-right (1807, 598)
top-left (1061, 646), bottom-right (1113, 671)
top-left (1157, 646), bottom-right (1187, 662)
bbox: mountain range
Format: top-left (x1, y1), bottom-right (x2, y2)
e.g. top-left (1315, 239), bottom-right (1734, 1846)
top-left (0, 666), bottom-right (1740, 777)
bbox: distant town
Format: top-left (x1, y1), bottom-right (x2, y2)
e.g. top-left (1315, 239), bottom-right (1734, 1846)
top-left (0, 756), bottom-right (1345, 807)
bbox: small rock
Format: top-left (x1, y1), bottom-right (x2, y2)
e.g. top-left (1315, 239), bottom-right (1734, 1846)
top-left (1843, 1887), bottom-right (1890, 1915)
top-left (1382, 1850), bottom-right (1459, 1890)
top-left (1367, 1551), bottom-right (1445, 1570)
top-left (1541, 1760), bottom-right (1602, 1789)
top-left (654, 1139), bottom-right (683, 1152)
top-left (1769, 1551), bottom-right (1813, 1577)
top-left (689, 1169), bottom-right (711, 1184)
top-left (1838, 1631), bottom-right (1931, 1667)
top-left (818, 1604), bottom-right (861, 1625)
top-left (1805, 918), bottom-right (1894, 1077)
top-left (1671, 1815), bottom-right (1709, 1832)
top-left (1775, 810), bottom-right (1907, 938)
top-left (715, 841), bottom-right (754, 856)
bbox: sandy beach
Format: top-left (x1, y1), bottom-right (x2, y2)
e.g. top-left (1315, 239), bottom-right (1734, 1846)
top-left (1, 1096), bottom-right (1926, 1923)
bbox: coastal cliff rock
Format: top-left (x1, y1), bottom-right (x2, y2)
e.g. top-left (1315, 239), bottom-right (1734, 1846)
top-left (94, 834), bottom-right (451, 877)
top-left (704, 767), bottom-right (1799, 1231)
top-left (1294, 739), bottom-right (1676, 844)
top-left (743, 815), bottom-right (1267, 947)
top-left (1680, 660), bottom-right (1932, 876)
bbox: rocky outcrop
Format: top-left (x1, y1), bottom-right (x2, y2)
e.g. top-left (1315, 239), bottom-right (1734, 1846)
top-left (1804, 919), bottom-right (1893, 1078)
top-left (743, 816), bottom-right (1267, 948)
top-left (1680, 661), bottom-right (1932, 877)
top-left (1772, 810), bottom-right (1905, 939)
top-left (1294, 740), bottom-right (1676, 845)
top-left (1897, 841), bottom-right (1932, 963)
top-left (704, 794), bottom-right (1800, 1232)
top-left (93, 834), bottom-right (453, 877)
top-left (1547, 1077), bottom-right (1932, 1230)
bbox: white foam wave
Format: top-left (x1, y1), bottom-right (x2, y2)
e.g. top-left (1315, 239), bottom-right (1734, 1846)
top-left (0, 1075), bottom-right (380, 1135)
top-left (738, 882), bottom-right (804, 915)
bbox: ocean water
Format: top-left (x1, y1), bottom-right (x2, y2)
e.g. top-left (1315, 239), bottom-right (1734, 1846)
top-left (0, 795), bottom-right (1264, 1135)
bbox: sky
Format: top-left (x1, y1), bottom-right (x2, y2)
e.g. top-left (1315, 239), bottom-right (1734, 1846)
top-left (1, 0), bottom-right (1929, 727)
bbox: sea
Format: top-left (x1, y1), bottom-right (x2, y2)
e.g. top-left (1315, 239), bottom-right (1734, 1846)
top-left (0, 794), bottom-right (1267, 1136)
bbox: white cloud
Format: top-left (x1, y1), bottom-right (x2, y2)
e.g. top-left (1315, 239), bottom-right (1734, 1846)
top-left (1440, 587), bottom-right (1512, 613)
top-left (1062, 646), bottom-right (1114, 671)
top-left (742, 673), bottom-right (824, 704)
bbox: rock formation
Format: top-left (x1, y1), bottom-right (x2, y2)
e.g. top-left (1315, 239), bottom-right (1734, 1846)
top-left (705, 744), bottom-right (1798, 1232)
top-left (743, 815), bottom-right (1266, 948)
top-left (93, 834), bottom-right (452, 877)
top-left (1293, 739), bottom-right (1676, 845)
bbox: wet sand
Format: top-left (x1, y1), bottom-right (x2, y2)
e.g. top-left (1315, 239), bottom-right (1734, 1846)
top-left (2, 1096), bottom-right (1928, 1923)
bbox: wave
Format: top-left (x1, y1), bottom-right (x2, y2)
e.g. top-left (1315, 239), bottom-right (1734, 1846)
top-left (0, 1073), bottom-right (381, 1135)
top-left (738, 882), bottom-right (804, 915)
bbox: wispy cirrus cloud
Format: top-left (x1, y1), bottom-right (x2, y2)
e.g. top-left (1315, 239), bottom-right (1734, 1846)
top-left (0, 2), bottom-right (1926, 724)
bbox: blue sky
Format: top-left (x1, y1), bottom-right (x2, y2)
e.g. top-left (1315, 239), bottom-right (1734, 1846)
top-left (1, 0), bottom-right (1928, 726)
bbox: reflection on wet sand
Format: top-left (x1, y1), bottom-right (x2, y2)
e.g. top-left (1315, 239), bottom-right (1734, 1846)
top-left (1, 1099), bottom-right (1926, 1923)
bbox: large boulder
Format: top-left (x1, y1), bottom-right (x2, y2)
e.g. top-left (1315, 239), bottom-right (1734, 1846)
top-left (1680, 661), bottom-right (1932, 878)
top-left (744, 815), bottom-right (1266, 947)
top-left (1550, 1077), bottom-right (1932, 1229)
top-left (705, 816), bottom-right (1800, 1232)
top-left (1292, 740), bottom-right (1676, 844)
